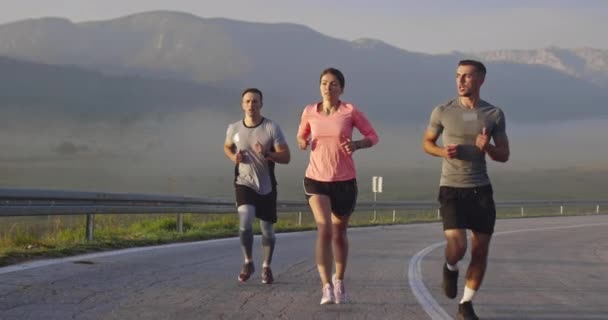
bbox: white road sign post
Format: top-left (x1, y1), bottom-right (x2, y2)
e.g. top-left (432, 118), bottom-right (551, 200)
top-left (372, 176), bottom-right (383, 222)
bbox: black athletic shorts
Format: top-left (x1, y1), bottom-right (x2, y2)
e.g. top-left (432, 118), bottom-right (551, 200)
top-left (438, 184), bottom-right (496, 235)
top-left (303, 177), bottom-right (358, 217)
top-left (235, 184), bottom-right (277, 223)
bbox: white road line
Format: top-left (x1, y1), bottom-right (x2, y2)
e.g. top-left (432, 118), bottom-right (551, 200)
top-left (0, 226), bottom-right (379, 276)
top-left (0, 237), bottom-right (237, 275)
top-left (408, 222), bottom-right (608, 320)
top-left (408, 240), bottom-right (452, 320)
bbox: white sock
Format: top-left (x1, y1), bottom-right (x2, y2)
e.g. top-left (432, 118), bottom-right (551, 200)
top-left (446, 262), bottom-right (459, 271)
top-left (460, 286), bottom-right (476, 303)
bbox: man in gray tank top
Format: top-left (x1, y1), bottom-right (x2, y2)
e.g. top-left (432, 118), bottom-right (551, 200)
top-left (224, 88), bottom-right (290, 285)
top-left (423, 60), bottom-right (510, 320)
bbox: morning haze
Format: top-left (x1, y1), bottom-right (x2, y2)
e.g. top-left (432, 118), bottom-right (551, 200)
top-left (1, 9), bottom-right (608, 201)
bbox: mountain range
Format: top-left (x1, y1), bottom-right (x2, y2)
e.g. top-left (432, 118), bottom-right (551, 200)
top-left (472, 47), bottom-right (608, 88)
top-left (1, 11), bottom-right (608, 124)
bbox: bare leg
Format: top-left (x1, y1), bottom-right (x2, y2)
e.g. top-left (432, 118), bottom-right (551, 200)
top-left (308, 195), bottom-right (333, 286)
top-left (331, 213), bottom-right (350, 280)
top-left (465, 231), bottom-right (492, 290)
top-left (444, 229), bottom-right (467, 265)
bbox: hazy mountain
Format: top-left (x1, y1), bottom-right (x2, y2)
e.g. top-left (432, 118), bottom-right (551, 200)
top-left (1, 11), bottom-right (608, 124)
top-left (0, 56), bottom-right (235, 122)
top-left (472, 47), bottom-right (608, 88)
top-left (2, 12), bottom-right (608, 200)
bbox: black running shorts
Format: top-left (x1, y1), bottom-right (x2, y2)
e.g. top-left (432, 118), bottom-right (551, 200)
top-left (235, 184), bottom-right (278, 223)
top-left (303, 177), bottom-right (358, 217)
top-left (438, 184), bottom-right (496, 235)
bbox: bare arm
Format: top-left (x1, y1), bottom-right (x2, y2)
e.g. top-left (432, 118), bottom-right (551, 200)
top-left (485, 135), bottom-right (510, 162)
top-left (422, 129), bottom-right (448, 158)
top-left (267, 143), bottom-right (291, 164)
top-left (224, 143), bottom-right (242, 163)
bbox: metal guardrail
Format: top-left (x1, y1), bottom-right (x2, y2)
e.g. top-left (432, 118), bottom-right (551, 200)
top-left (2, 187), bottom-right (607, 241)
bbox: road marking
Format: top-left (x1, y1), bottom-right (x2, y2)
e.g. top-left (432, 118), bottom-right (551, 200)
top-left (0, 237), bottom-right (239, 275)
top-left (0, 226), bottom-right (380, 275)
top-left (408, 222), bottom-right (608, 320)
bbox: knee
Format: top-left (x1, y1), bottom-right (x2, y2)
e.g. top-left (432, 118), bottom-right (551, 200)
top-left (239, 225), bottom-right (253, 234)
top-left (261, 228), bottom-right (275, 243)
top-left (317, 225), bottom-right (332, 241)
top-left (447, 238), bottom-right (467, 255)
top-left (455, 241), bottom-right (467, 255)
top-left (471, 246), bottom-right (489, 263)
top-left (262, 234), bottom-right (275, 246)
top-left (331, 227), bottom-right (346, 242)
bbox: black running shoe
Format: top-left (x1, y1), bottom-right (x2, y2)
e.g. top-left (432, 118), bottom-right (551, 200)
top-left (261, 266), bottom-right (274, 284)
top-left (457, 301), bottom-right (479, 320)
top-left (442, 263), bottom-right (458, 299)
top-left (238, 262), bottom-right (255, 282)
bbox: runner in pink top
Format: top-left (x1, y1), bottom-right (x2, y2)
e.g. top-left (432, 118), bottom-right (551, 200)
top-left (297, 102), bottom-right (379, 182)
top-left (297, 67), bottom-right (379, 305)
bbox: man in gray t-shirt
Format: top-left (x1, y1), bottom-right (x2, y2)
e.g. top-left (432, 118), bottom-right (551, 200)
top-left (422, 60), bottom-right (510, 319)
top-left (223, 88), bottom-right (290, 285)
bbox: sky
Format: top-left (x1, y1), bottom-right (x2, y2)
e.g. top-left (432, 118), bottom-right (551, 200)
top-left (0, 0), bottom-right (606, 53)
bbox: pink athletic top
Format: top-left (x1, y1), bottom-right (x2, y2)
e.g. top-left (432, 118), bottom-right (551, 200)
top-left (297, 102), bottom-right (379, 182)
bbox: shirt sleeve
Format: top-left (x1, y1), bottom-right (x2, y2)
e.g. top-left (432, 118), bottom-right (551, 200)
top-left (427, 106), bottom-right (443, 135)
top-left (492, 108), bottom-right (507, 139)
top-left (272, 123), bottom-right (288, 147)
top-left (297, 107), bottom-right (311, 139)
top-left (352, 107), bottom-right (379, 145)
top-left (224, 124), bottom-right (235, 146)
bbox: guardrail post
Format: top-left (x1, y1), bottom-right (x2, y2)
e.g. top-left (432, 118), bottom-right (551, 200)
top-left (520, 206), bottom-right (524, 217)
top-left (597, 205), bottom-right (600, 214)
top-left (298, 211), bottom-right (302, 226)
top-left (85, 214), bottom-right (95, 241)
top-left (437, 209), bottom-right (440, 220)
top-left (392, 210), bottom-right (396, 223)
top-left (560, 205), bottom-right (563, 215)
top-left (177, 213), bottom-right (184, 233)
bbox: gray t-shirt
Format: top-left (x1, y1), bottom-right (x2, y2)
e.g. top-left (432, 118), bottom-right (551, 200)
top-left (428, 98), bottom-right (507, 187)
top-left (225, 118), bottom-right (287, 195)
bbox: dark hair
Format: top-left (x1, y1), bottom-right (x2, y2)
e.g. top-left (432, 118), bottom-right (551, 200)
top-left (458, 60), bottom-right (487, 76)
top-left (241, 88), bottom-right (263, 102)
top-left (319, 67), bottom-right (345, 89)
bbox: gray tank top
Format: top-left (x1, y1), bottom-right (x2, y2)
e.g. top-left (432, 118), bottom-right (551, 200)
top-left (427, 98), bottom-right (507, 187)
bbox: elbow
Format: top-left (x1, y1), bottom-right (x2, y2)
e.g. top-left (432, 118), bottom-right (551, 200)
top-left (277, 150), bottom-right (291, 164)
top-left (368, 134), bottom-right (379, 146)
top-left (284, 152), bottom-right (291, 164)
top-left (422, 142), bottom-right (431, 155)
top-left (493, 152), bottom-right (509, 163)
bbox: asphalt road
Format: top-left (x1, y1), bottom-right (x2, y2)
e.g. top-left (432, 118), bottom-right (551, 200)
top-left (1, 215), bottom-right (607, 319)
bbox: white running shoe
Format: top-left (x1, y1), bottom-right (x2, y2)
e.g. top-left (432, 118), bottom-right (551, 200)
top-left (332, 274), bottom-right (347, 304)
top-left (320, 283), bottom-right (335, 305)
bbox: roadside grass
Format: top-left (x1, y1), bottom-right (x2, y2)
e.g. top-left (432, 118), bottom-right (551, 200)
top-left (0, 207), bottom-right (603, 267)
